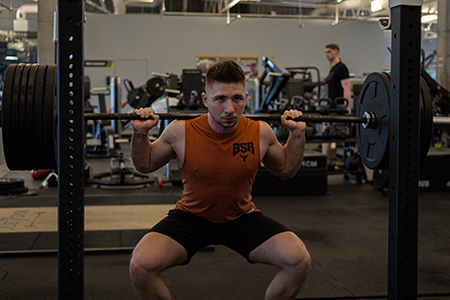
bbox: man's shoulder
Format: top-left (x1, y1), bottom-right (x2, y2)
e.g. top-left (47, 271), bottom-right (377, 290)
top-left (163, 119), bottom-right (186, 139)
top-left (334, 61), bottom-right (349, 77)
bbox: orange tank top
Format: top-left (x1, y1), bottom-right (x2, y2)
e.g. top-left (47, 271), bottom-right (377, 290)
top-left (174, 114), bottom-right (261, 223)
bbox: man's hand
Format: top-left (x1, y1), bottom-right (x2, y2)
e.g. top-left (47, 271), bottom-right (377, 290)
top-left (280, 109), bottom-right (306, 132)
top-left (132, 107), bottom-right (160, 133)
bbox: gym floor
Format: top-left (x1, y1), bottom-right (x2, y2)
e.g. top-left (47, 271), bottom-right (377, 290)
top-left (0, 145), bottom-right (449, 300)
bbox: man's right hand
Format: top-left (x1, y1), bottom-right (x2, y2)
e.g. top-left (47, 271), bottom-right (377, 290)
top-left (132, 107), bottom-right (160, 133)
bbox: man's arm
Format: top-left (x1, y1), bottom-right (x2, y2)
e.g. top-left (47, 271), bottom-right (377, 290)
top-left (261, 110), bottom-right (306, 180)
top-left (341, 78), bottom-right (352, 113)
top-left (130, 108), bottom-right (177, 174)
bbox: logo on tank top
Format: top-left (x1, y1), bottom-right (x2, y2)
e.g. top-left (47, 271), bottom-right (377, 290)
top-left (233, 142), bottom-right (255, 162)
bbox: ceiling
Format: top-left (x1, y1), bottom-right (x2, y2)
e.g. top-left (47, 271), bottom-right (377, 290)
top-left (81, 0), bottom-right (438, 23)
top-left (0, 0), bottom-right (438, 22)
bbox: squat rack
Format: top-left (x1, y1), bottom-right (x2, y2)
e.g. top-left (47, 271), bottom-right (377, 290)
top-left (55, 0), bottom-right (424, 299)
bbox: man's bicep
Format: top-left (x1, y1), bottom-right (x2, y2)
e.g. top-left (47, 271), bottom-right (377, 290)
top-left (260, 122), bottom-right (285, 173)
top-left (341, 78), bottom-right (351, 88)
top-left (149, 138), bottom-right (176, 170)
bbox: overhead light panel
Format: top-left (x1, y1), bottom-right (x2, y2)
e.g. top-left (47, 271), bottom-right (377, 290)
top-left (421, 14), bottom-right (438, 23)
top-left (371, 0), bottom-right (383, 12)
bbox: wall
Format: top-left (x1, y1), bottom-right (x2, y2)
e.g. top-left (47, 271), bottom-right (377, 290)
top-left (83, 13), bottom-right (386, 105)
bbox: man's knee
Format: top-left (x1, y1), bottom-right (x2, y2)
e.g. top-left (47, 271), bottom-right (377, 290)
top-left (129, 251), bottom-right (156, 284)
top-left (288, 247), bottom-right (312, 281)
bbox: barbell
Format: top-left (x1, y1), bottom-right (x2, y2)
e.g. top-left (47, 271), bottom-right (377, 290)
top-left (0, 63), bottom-right (437, 171)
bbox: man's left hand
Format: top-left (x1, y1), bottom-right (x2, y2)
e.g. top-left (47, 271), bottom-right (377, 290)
top-left (280, 109), bottom-right (307, 132)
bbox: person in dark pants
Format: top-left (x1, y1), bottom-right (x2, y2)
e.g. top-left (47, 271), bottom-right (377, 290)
top-left (322, 44), bottom-right (352, 166)
top-left (129, 60), bottom-right (311, 300)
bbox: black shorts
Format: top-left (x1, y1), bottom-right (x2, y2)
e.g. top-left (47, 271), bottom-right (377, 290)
top-left (149, 209), bottom-right (290, 265)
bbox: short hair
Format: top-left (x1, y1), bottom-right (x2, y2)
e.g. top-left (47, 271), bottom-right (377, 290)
top-left (205, 60), bottom-right (246, 88)
top-left (326, 44), bottom-right (340, 51)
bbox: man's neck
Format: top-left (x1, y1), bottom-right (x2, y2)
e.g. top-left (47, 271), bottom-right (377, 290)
top-left (330, 58), bottom-right (340, 68)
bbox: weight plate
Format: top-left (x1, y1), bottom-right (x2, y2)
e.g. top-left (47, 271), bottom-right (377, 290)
top-left (127, 88), bottom-right (140, 109)
top-left (146, 77), bottom-right (165, 100)
top-left (128, 87), bottom-right (150, 109)
top-left (26, 64), bottom-right (40, 170)
top-left (420, 77), bottom-right (433, 165)
top-left (2, 64), bottom-right (17, 170)
top-left (19, 64), bottom-right (32, 170)
top-left (34, 65), bottom-right (48, 170)
top-left (0, 178), bottom-right (25, 191)
top-left (11, 63), bottom-right (25, 170)
top-left (43, 65), bottom-right (58, 170)
top-left (356, 72), bottom-right (390, 170)
top-left (0, 187), bottom-right (28, 196)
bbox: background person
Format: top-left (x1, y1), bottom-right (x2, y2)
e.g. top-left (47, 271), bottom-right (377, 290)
top-left (322, 44), bottom-right (352, 167)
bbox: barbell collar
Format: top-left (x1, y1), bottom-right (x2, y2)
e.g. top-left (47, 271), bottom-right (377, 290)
top-left (362, 111), bottom-right (376, 129)
top-left (84, 112), bottom-right (369, 124)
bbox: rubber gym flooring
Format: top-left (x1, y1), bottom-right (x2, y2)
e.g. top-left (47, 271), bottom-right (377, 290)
top-left (0, 155), bottom-right (450, 300)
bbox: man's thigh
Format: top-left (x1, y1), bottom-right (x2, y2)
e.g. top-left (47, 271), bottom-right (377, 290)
top-left (248, 231), bottom-right (309, 267)
top-left (132, 232), bottom-right (188, 271)
top-left (221, 212), bottom-right (291, 262)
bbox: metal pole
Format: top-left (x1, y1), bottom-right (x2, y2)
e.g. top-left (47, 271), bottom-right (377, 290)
top-left (57, 0), bottom-right (85, 299)
top-left (388, 1), bottom-right (422, 299)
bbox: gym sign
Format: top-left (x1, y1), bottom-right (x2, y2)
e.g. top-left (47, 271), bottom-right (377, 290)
top-left (301, 160), bottom-right (318, 168)
top-left (84, 60), bottom-right (114, 67)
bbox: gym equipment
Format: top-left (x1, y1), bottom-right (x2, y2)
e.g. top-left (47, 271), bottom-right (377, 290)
top-left (0, 64), bottom-right (440, 172)
top-left (259, 56), bottom-right (291, 110)
top-left (284, 66), bottom-right (322, 99)
top-left (0, 178), bottom-right (28, 195)
top-left (334, 97), bottom-right (349, 114)
top-left (123, 77), bottom-right (165, 109)
top-left (318, 98), bottom-right (331, 113)
top-left (343, 147), bottom-right (360, 170)
top-left (181, 69), bottom-right (203, 110)
top-left (356, 72), bottom-right (433, 170)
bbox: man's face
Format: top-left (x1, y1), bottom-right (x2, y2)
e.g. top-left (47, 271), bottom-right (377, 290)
top-left (202, 81), bottom-right (248, 133)
top-left (325, 47), bottom-right (339, 62)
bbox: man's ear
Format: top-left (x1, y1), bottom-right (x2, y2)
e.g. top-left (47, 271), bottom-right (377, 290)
top-left (202, 92), bottom-right (208, 107)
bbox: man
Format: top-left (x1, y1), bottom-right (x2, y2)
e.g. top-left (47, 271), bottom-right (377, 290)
top-left (323, 44), bottom-right (352, 165)
top-left (129, 60), bottom-right (311, 300)
top-left (324, 44), bottom-right (351, 106)
top-left (246, 61), bottom-right (258, 79)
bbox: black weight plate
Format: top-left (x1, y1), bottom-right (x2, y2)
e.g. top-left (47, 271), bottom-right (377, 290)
top-left (0, 187), bottom-right (28, 195)
top-left (43, 65), bottom-right (58, 170)
top-left (26, 64), bottom-right (40, 170)
top-left (0, 178), bottom-right (25, 191)
top-left (34, 65), bottom-right (48, 169)
top-left (2, 64), bottom-right (18, 170)
top-left (19, 64), bottom-right (32, 170)
top-left (128, 87), bottom-right (151, 109)
top-left (356, 72), bottom-right (390, 170)
top-left (11, 63), bottom-right (25, 170)
top-left (127, 88), bottom-right (138, 107)
top-left (146, 77), bottom-right (165, 99)
top-left (420, 77), bottom-right (433, 165)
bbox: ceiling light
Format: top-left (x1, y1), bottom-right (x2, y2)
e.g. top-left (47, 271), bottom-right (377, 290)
top-left (421, 14), bottom-right (438, 23)
top-left (371, 0), bottom-right (382, 12)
